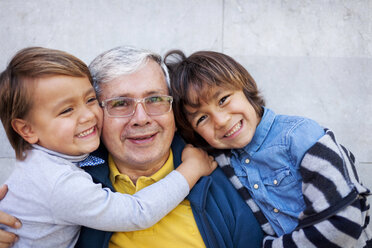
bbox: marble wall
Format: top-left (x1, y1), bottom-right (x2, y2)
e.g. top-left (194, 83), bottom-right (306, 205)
top-left (0, 0), bottom-right (371, 190)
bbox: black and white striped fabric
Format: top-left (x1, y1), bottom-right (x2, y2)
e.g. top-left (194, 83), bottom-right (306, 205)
top-left (216, 129), bottom-right (372, 247)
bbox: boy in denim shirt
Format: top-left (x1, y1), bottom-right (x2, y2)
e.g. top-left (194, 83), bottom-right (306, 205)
top-left (165, 50), bottom-right (372, 247)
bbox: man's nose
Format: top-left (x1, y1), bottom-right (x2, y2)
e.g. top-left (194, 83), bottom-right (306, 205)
top-left (130, 102), bottom-right (152, 126)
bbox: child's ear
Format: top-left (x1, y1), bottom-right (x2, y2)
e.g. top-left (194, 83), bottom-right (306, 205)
top-left (11, 119), bottom-right (39, 144)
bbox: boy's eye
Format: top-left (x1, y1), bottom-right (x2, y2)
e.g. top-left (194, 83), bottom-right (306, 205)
top-left (219, 95), bottom-right (230, 105)
top-left (196, 115), bottom-right (207, 126)
top-left (87, 97), bottom-right (97, 104)
top-left (59, 108), bottom-right (73, 115)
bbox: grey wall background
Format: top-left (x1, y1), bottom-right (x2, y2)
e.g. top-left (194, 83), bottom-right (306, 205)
top-left (0, 0), bottom-right (371, 192)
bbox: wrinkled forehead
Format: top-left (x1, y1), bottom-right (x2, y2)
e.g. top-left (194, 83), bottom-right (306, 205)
top-left (99, 60), bottom-right (168, 100)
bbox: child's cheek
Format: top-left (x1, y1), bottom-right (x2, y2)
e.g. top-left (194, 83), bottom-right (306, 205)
top-left (97, 106), bottom-right (104, 136)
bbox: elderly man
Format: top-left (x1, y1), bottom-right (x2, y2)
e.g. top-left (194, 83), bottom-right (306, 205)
top-left (0, 46), bottom-right (263, 248)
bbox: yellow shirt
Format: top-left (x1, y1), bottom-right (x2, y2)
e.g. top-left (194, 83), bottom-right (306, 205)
top-left (108, 150), bottom-right (206, 248)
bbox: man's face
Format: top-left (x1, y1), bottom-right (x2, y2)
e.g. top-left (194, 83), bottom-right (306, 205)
top-left (99, 60), bottom-right (176, 173)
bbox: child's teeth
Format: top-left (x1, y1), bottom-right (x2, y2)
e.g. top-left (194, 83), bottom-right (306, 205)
top-left (78, 127), bottom-right (94, 137)
top-left (225, 122), bottom-right (241, 137)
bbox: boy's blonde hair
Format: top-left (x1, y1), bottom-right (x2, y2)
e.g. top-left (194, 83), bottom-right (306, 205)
top-left (0, 47), bottom-right (92, 160)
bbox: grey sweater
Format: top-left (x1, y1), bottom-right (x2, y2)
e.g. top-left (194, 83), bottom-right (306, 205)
top-left (0, 145), bottom-right (189, 248)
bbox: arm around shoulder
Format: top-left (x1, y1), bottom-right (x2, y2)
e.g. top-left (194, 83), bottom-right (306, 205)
top-left (49, 168), bottom-right (191, 232)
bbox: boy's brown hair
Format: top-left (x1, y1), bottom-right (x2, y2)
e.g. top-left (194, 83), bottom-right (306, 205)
top-left (165, 50), bottom-right (265, 150)
top-left (0, 47), bottom-right (92, 160)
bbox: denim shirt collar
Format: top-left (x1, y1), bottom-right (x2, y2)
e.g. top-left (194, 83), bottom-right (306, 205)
top-left (32, 144), bottom-right (105, 167)
top-left (231, 107), bottom-right (276, 157)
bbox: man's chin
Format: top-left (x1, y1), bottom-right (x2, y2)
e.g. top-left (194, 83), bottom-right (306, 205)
top-left (126, 148), bottom-right (169, 168)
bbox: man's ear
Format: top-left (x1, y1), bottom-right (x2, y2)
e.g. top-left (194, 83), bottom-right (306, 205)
top-left (11, 119), bottom-right (38, 144)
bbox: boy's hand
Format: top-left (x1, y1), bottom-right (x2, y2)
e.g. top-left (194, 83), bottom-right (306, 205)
top-left (0, 185), bottom-right (21, 248)
top-left (181, 144), bottom-right (217, 176)
top-left (176, 145), bottom-right (217, 189)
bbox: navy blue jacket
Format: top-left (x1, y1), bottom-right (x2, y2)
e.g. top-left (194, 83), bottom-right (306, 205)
top-left (75, 133), bottom-right (263, 248)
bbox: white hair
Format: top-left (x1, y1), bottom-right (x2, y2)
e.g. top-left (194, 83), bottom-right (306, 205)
top-left (89, 46), bottom-right (170, 96)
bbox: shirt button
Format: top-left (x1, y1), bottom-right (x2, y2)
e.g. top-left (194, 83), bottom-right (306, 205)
top-left (245, 158), bottom-right (250, 164)
top-left (273, 208), bottom-right (279, 213)
top-left (273, 179), bottom-right (278, 185)
top-left (253, 184), bottom-right (259, 189)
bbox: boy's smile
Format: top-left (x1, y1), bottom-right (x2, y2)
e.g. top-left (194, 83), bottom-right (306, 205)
top-left (185, 87), bottom-right (261, 149)
top-left (76, 126), bottom-right (97, 138)
top-left (24, 75), bottom-right (103, 155)
top-left (224, 120), bottom-right (243, 138)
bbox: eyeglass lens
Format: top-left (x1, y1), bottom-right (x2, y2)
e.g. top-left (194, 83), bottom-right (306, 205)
top-left (105, 96), bottom-right (172, 117)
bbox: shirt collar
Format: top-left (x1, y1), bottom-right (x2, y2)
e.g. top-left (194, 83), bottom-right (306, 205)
top-left (150, 149), bottom-right (174, 182)
top-left (78, 155), bottom-right (105, 167)
top-left (108, 149), bottom-right (174, 187)
top-left (31, 144), bottom-right (104, 167)
top-left (108, 154), bottom-right (123, 185)
top-left (231, 107), bottom-right (276, 157)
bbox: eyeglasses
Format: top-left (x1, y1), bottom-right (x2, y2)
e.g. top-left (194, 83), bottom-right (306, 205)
top-left (100, 95), bottom-right (173, 117)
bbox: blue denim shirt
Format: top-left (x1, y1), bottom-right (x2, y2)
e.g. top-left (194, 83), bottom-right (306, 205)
top-left (230, 107), bottom-right (325, 236)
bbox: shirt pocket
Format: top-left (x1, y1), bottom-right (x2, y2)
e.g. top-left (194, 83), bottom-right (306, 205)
top-left (262, 167), bottom-right (305, 213)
